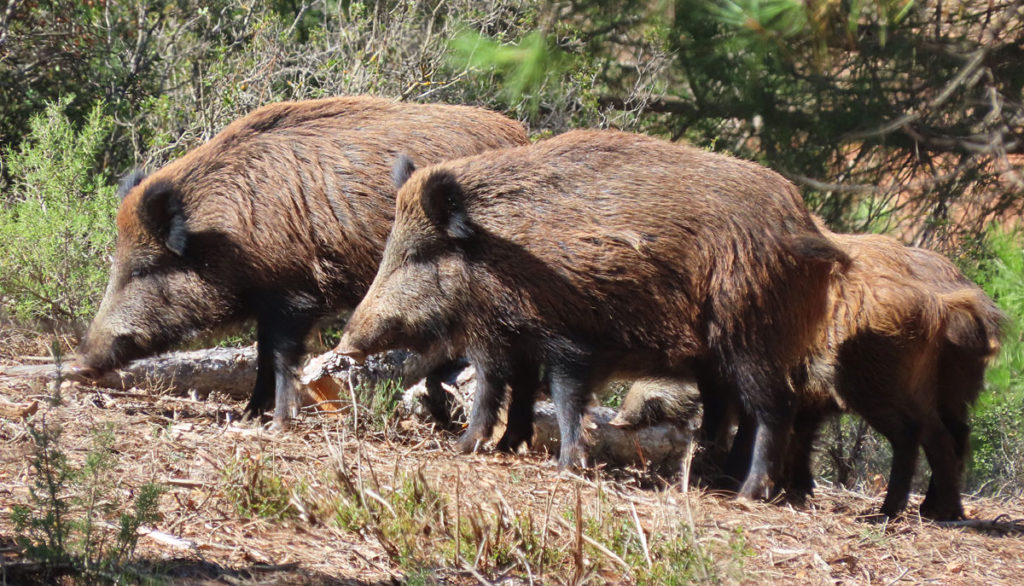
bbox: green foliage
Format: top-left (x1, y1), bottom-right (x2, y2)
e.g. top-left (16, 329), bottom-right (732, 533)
top-left (0, 99), bottom-right (117, 329)
top-left (961, 227), bottom-right (1024, 492)
top-left (329, 464), bottom-right (452, 573)
top-left (220, 448), bottom-right (298, 520)
top-left (362, 378), bottom-right (404, 430)
top-left (631, 524), bottom-right (721, 584)
top-left (448, 29), bottom-right (569, 113)
top-left (12, 421), bottom-right (166, 581)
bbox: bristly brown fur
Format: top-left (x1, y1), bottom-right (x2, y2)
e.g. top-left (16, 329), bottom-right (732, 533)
top-left (615, 221), bottom-right (1005, 519)
top-left (339, 129), bottom-right (847, 500)
top-left (782, 221), bottom-right (1006, 520)
top-left (78, 96), bottom-right (528, 421)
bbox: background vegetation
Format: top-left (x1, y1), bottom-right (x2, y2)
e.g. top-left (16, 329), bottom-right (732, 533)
top-left (0, 0), bottom-right (1021, 494)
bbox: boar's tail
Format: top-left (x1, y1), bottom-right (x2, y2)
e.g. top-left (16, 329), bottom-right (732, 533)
top-left (783, 234), bottom-right (852, 269)
top-left (938, 289), bottom-right (1008, 358)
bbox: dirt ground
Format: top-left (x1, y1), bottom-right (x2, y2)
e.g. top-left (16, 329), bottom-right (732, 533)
top-left (2, 365), bottom-right (1024, 585)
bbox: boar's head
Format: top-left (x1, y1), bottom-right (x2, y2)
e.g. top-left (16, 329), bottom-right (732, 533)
top-left (76, 173), bottom-right (242, 376)
top-left (336, 157), bottom-right (476, 362)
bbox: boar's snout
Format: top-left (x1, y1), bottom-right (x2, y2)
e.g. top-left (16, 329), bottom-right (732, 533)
top-left (70, 363), bottom-right (103, 381)
top-left (77, 329), bottom-right (146, 375)
top-left (334, 334), bottom-right (368, 364)
top-left (608, 412), bottom-right (638, 430)
top-left (336, 304), bottom-right (410, 364)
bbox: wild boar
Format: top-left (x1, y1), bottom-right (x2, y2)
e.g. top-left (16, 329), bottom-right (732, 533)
top-left (781, 228), bottom-right (1004, 519)
top-left (608, 377), bottom-right (701, 431)
top-left (634, 225), bottom-right (1005, 519)
top-left (75, 96), bottom-right (528, 423)
top-left (335, 129), bottom-right (846, 501)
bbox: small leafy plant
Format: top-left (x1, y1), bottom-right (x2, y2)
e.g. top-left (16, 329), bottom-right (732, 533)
top-left (220, 446), bottom-right (298, 521)
top-left (12, 421), bottom-right (165, 581)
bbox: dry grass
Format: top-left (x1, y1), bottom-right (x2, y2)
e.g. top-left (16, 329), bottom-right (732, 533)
top-left (2, 367), bottom-right (1023, 584)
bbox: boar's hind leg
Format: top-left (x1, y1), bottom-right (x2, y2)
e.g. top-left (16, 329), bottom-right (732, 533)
top-left (783, 407), bottom-right (826, 504)
top-left (919, 416), bottom-right (966, 520)
top-left (877, 427), bottom-right (920, 518)
top-left (244, 309), bottom-right (317, 422)
top-left (734, 369), bottom-right (796, 501)
top-left (721, 410), bottom-right (757, 491)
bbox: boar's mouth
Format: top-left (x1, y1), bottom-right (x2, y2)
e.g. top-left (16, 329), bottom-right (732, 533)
top-left (608, 413), bottom-right (638, 430)
top-left (334, 317), bottom-right (449, 366)
top-left (334, 343), bottom-right (367, 364)
top-left (77, 332), bottom-right (164, 376)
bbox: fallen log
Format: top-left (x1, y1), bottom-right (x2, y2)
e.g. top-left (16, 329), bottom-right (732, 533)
top-left (0, 346), bottom-right (259, 399)
top-left (3, 345), bottom-right (697, 471)
top-left (305, 351), bottom-right (696, 471)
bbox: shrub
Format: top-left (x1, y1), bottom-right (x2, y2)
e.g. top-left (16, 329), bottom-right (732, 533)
top-left (961, 227), bottom-right (1024, 493)
top-left (220, 445), bottom-right (299, 520)
top-left (0, 99), bottom-right (117, 331)
top-left (11, 421), bottom-right (165, 581)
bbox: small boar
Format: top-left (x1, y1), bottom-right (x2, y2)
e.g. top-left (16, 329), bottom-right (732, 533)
top-left (609, 377), bottom-right (701, 430)
top-left (335, 129), bottom-right (847, 501)
top-left (75, 96), bottom-right (528, 423)
top-left (782, 228), bottom-right (1004, 520)
top-left (627, 225), bottom-right (1004, 519)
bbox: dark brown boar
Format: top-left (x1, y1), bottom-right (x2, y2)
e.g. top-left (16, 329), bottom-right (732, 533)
top-left (335, 129), bottom-right (847, 501)
top-left (75, 96), bottom-right (528, 423)
top-left (706, 226), bottom-right (1005, 519)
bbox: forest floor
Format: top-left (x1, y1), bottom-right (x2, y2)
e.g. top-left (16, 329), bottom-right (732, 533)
top-left (2, 354), bottom-right (1024, 585)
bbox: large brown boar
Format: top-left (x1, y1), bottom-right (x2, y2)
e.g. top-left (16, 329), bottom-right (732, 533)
top-left (335, 129), bottom-right (847, 500)
top-left (617, 224), bottom-right (1004, 519)
top-left (75, 96), bottom-right (528, 423)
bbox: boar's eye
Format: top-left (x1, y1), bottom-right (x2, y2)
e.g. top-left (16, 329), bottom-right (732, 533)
top-left (129, 262), bottom-right (157, 279)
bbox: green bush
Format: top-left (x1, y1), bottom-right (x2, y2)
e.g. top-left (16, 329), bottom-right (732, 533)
top-left (962, 227), bottom-right (1024, 493)
top-left (0, 99), bottom-right (117, 331)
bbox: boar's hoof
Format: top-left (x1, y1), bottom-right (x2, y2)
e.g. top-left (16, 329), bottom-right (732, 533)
top-left (782, 489), bottom-right (810, 508)
top-left (240, 405), bottom-right (263, 422)
top-left (268, 416), bottom-right (291, 432)
top-left (919, 498), bottom-right (964, 521)
top-left (495, 429), bottom-right (531, 454)
top-left (457, 430), bottom-right (486, 454)
top-left (738, 474), bottom-right (778, 503)
top-left (556, 446), bottom-right (588, 470)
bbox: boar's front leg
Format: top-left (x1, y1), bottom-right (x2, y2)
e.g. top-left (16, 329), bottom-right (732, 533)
top-left (548, 363), bottom-right (593, 469)
top-left (458, 347), bottom-right (539, 452)
top-left (458, 366), bottom-right (509, 453)
top-left (244, 302), bottom-right (318, 423)
top-left (495, 363), bottom-right (547, 453)
top-left (458, 345), bottom-right (516, 452)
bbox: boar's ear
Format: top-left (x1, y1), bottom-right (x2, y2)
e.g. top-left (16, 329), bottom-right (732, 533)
top-left (138, 180), bottom-right (188, 257)
top-left (392, 155), bottom-right (416, 189)
top-left (419, 170), bottom-right (473, 240)
top-left (117, 169), bottom-right (147, 201)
